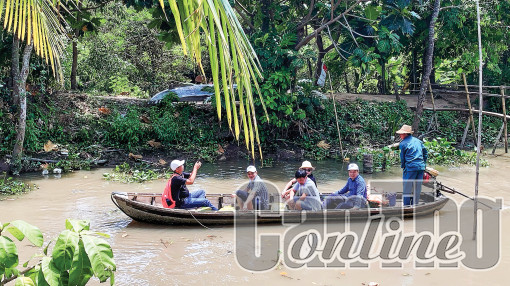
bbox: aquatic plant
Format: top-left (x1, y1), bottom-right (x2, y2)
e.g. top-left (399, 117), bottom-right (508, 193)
top-left (0, 173), bottom-right (36, 195)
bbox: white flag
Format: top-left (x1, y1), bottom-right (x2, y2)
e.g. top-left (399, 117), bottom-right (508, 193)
top-left (317, 63), bottom-right (327, 87)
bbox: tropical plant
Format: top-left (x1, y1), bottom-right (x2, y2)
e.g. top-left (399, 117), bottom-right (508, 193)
top-left (0, 219), bottom-right (115, 285)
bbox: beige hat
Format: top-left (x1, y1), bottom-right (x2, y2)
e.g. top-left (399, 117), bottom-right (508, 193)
top-left (299, 160), bottom-right (315, 170)
top-left (396, 124), bottom-right (413, 134)
top-left (246, 165), bottom-right (257, 173)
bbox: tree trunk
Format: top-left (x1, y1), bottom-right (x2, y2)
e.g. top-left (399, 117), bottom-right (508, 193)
top-left (412, 48), bottom-right (417, 91)
top-left (344, 71), bottom-right (350, 93)
top-left (314, 32), bottom-right (325, 83)
top-left (71, 37), bottom-right (79, 89)
top-left (380, 59), bottom-right (387, 94)
top-left (412, 0), bottom-right (441, 133)
top-left (70, 4), bottom-right (82, 90)
top-left (12, 41), bottom-right (34, 161)
top-left (260, 0), bottom-right (271, 33)
top-left (9, 37), bottom-right (20, 104)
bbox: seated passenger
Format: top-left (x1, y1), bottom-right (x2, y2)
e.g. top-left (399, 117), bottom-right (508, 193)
top-left (282, 170), bottom-right (322, 211)
top-left (323, 163), bottom-right (368, 209)
top-left (161, 159), bottom-right (218, 210)
top-left (235, 165), bottom-right (269, 210)
top-left (283, 161), bottom-right (318, 189)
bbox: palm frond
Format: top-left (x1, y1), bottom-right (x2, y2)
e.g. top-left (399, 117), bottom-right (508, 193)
top-left (1, 0), bottom-right (68, 81)
top-left (165, 0), bottom-right (265, 159)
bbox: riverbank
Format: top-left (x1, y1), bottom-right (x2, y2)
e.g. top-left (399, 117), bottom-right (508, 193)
top-left (0, 91), bottom-right (504, 174)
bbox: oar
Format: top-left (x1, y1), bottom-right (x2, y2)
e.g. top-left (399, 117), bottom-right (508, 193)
top-left (436, 182), bottom-right (494, 209)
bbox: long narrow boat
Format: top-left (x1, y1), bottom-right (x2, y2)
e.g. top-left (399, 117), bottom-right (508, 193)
top-left (111, 190), bottom-right (449, 226)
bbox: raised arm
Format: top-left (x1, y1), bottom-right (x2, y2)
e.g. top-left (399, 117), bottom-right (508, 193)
top-left (185, 161), bottom-right (202, 185)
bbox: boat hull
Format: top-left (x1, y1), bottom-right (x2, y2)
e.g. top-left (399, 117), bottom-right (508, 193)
top-left (111, 192), bottom-right (449, 226)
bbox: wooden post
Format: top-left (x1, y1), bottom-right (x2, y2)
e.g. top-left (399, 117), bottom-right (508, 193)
top-left (428, 82), bottom-right (439, 129)
top-left (328, 71), bottom-right (344, 158)
top-left (462, 73), bottom-right (478, 147)
top-left (363, 154), bottom-right (373, 174)
top-left (502, 87), bottom-right (508, 153)
top-left (460, 118), bottom-right (471, 148)
top-left (491, 124), bottom-right (504, 154)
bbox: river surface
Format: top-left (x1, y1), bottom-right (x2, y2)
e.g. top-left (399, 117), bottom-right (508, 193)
top-left (1, 154), bottom-right (510, 285)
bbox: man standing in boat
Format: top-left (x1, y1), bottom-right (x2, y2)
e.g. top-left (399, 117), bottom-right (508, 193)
top-left (161, 159), bottom-right (218, 210)
top-left (323, 163), bottom-right (368, 209)
top-left (396, 124), bottom-right (428, 206)
top-left (235, 165), bottom-right (269, 210)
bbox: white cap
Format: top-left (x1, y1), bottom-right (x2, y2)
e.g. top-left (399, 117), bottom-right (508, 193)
top-left (170, 159), bottom-right (185, 171)
top-left (246, 165), bottom-right (257, 173)
top-left (348, 163), bottom-right (359, 171)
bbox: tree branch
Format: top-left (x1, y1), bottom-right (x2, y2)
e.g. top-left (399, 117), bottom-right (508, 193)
top-left (1, 266), bottom-right (36, 285)
top-left (294, 0), bottom-right (367, 51)
top-left (234, 6), bottom-right (255, 30)
top-left (326, 25), bottom-right (349, 60)
top-left (68, 0), bottom-right (110, 12)
top-left (297, 0), bottom-right (316, 30)
top-left (336, 19), bottom-right (377, 38)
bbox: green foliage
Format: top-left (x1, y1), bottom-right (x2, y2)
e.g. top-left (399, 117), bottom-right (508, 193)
top-left (424, 137), bottom-right (488, 166)
top-left (0, 173), bottom-right (36, 195)
top-left (0, 219), bottom-right (115, 285)
top-left (69, 2), bottom-right (192, 94)
top-left (104, 108), bottom-right (148, 150)
top-left (108, 75), bottom-right (147, 98)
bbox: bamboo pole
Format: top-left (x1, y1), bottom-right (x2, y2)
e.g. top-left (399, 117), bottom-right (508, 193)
top-left (327, 71), bottom-right (344, 158)
top-left (463, 73), bottom-right (478, 146)
top-left (473, 0), bottom-right (483, 241)
top-left (502, 87), bottom-right (508, 153)
top-left (419, 107), bottom-right (510, 119)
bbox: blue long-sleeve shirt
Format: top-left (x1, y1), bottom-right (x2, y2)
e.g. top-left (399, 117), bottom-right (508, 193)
top-left (399, 135), bottom-right (428, 171)
top-left (333, 175), bottom-right (367, 198)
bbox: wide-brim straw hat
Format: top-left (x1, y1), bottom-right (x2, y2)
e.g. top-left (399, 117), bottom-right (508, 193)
top-left (396, 124), bottom-right (414, 134)
top-left (299, 160), bottom-right (315, 170)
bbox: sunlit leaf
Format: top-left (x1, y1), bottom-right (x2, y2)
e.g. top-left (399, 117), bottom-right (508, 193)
top-left (69, 240), bottom-right (93, 286)
top-left (65, 219), bottom-right (90, 233)
top-left (14, 277), bottom-right (35, 286)
top-left (40, 257), bottom-right (60, 286)
top-left (0, 236), bottom-right (18, 269)
top-left (8, 220), bottom-right (43, 247)
top-left (82, 234), bottom-right (115, 283)
top-left (52, 230), bottom-right (79, 271)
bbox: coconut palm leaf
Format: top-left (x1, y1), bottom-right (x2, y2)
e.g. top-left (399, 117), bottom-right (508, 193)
top-left (166, 0), bottom-right (265, 159)
top-left (1, 0), bottom-right (67, 81)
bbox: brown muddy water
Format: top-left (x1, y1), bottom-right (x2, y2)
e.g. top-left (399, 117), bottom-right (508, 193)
top-left (1, 153), bottom-right (510, 285)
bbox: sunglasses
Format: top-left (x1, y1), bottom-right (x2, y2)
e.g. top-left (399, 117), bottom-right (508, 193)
top-left (303, 168), bottom-right (313, 172)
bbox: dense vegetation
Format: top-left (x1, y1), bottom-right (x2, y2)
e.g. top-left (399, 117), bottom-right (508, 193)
top-left (1, 0), bottom-right (509, 175)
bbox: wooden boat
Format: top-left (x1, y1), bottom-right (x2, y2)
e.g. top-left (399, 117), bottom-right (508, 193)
top-left (111, 190), bottom-right (449, 226)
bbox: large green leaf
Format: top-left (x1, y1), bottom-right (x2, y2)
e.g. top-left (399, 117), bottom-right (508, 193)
top-left (65, 219), bottom-right (89, 233)
top-left (15, 277), bottom-right (36, 286)
top-left (40, 257), bottom-right (60, 286)
top-left (365, 5), bottom-right (381, 20)
top-left (68, 240), bottom-right (93, 286)
top-left (81, 235), bottom-right (115, 283)
top-left (0, 236), bottom-right (19, 270)
top-left (8, 220), bottom-right (43, 247)
top-left (52, 230), bottom-right (79, 272)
